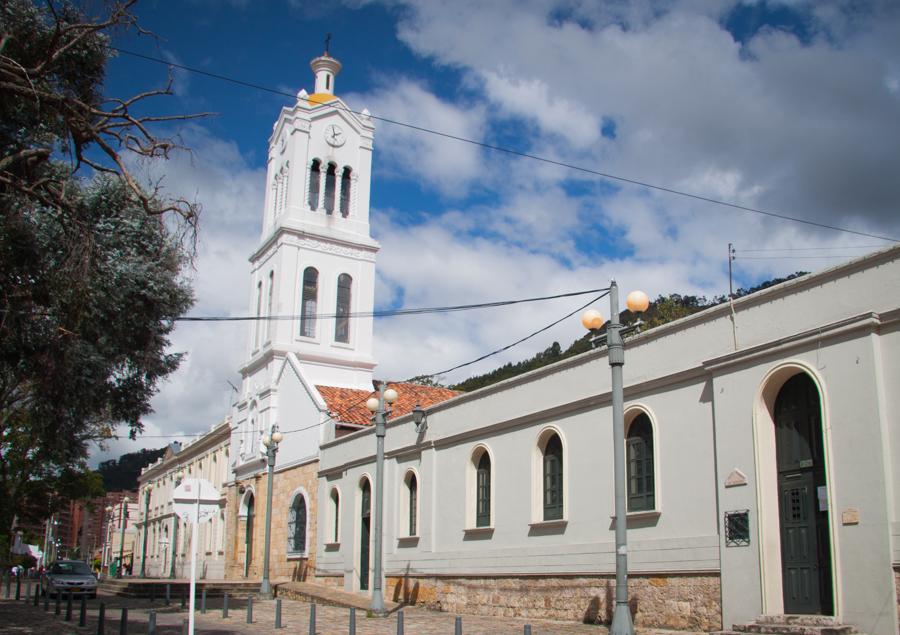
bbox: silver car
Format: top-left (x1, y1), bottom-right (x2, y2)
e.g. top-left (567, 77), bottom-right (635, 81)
top-left (41, 560), bottom-right (98, 598)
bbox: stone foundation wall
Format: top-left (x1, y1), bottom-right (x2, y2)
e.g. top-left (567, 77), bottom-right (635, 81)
top-left (224, 461), bottom-right (319, 581)
top-left (894, 565), bottom-right (899, 629)
top-left (385, 572), bottom-right (721, 631)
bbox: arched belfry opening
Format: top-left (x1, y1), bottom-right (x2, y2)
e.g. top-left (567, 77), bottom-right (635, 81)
top-left (773, 372), bottom-right (834, 615)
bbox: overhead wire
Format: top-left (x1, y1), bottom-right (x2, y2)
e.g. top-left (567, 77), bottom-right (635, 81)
top-left (110, 46), bottom-right (900, 244)
top-left (174, 288), bottom-right (607, 322)
top-left (117, 290), bottom-right (611, 441)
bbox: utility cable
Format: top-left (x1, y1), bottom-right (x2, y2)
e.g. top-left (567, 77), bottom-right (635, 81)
top-left (174, 288), bottom-right (606, 322)
top-left (126, 291), bottom-right (609, 440)
top-left (110, 46), bottom-right (900, 244)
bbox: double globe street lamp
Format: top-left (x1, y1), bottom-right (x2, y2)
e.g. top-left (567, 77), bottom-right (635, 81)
top-left (582, 280), bottom-right (649, 635)
top-left (139, 483), bottom-right (153, 578)
top-left (366, 382), bottom-right (398, 616)
top-left (259, 425), bottom-right (284, 599)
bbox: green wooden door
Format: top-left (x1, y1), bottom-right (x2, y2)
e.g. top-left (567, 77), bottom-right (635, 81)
top-left (774, 374), bottom-right (833, 615)
top-left (360, 481), bottom-right (371, 591)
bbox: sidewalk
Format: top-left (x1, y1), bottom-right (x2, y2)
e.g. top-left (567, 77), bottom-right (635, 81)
top-left (0, 593), bottom-right (708, 635)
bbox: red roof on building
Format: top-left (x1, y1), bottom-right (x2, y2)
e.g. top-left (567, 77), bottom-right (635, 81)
top-left (316, 382), bottom-right (461, 427)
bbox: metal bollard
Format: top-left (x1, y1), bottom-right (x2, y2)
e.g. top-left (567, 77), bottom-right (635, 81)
top-left (65, 591), bottom-right (73, 621)
top-left (275, 598), bottom-right (282, 629)
top-left (349, 606), bottom-right (356, 635)
top-left (223, 592), bottom-right (229, 618)
top-left (33, 583), bottom-right (39, 606)
top-left (148, 611), bottom-right (156, 635)
top-left (181, 618), bottom-right (188, 635)
top-left (524, 626), bottom-right (532, 635)
top-left (43, 588), bottom-right (49, 611)
top-left (97, 602), bottom-right (106, 635)
top-left (455, 615), bottom-right (463, 635)
top-left (247, 595), bottom-right (253, 623)
top-left (119, 606), bottom-right (128, 635)
top-left (397, 609), bottom-right (404, 635)
top-left (165, 583), bottom-right (171, 606)
top-left (25, 581), bottom-right (31, 602)
top-left (79, 596), bottom-right (87, 627)
top-left (15, 575), bottom-right (21, 600)
top-left (55, 591), bottom-right (61, 615)
top-left (2, 572), bottom-right (8, 598)
top-left (308, 602), bottom-right (316, 635)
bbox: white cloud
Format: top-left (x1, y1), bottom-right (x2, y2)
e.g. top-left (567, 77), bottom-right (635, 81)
top-left (350, 79), bottom-right (488, 197)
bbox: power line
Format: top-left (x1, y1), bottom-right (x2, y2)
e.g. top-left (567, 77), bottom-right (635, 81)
top-left (110, 46), bottom-right (900, 244)
top-left (735, 244), bottom-right (885, 253)
top-left (174, 288), bottom-right (606, 322)
top-left (125, 291), bottom-right (609, 440)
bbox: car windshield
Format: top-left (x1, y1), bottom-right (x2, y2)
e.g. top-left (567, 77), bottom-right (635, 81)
top-left (50, 562), bottom-right (92, 575)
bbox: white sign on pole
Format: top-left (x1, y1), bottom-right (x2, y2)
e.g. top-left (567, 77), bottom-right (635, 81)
top-left (172, 478), bottom-right (219, 635)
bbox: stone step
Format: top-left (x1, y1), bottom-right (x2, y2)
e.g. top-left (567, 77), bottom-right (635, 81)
top-left (732, 624), bottom-right (855, 635)
top-left (277, 581), bottom-right (400, 613)
top-left (755, 616), bottom-right (847, 627)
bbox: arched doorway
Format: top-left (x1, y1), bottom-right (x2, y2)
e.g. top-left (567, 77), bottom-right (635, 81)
top-left (244, 493), bottom-right (255, 577)
top-left (774, 373), bottom-right (833, 614)
top-left (359, 479), bottom-right (371, 591)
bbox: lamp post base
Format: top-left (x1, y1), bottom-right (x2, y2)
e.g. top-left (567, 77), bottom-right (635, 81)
top-left (258, 579), bottom-right (273, 600)
top-left (610, 601), bottom-right (635, 635)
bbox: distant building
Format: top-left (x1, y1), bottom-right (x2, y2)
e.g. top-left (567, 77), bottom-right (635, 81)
top-left (135, 424), bottom-right (230, 579)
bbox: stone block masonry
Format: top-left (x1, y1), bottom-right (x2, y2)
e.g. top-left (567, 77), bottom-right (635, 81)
top-left (385, 572), bottom-right (721, 631)
top-left (224, 460), bottom-right (320, 582)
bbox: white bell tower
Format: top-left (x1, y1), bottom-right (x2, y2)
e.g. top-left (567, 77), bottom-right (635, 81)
top-left (239, 50), bottom-right (379, 400)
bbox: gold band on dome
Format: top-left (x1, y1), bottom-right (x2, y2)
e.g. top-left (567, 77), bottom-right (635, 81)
top-left (307, 92), bottom-right (337, 105)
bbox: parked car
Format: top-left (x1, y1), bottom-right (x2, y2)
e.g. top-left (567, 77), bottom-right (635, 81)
top-left (41, 560), bottom-right (98, 598)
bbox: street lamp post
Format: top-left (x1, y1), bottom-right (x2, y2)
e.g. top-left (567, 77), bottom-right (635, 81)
top-left (365, 382), bottom-right (398, 616)
top-left (582, 280), bottom-right (648, 635)
top-left (139, 483), bottom-right (153, 578)
top-left (103, 506), bottom-right (114, 576)
top-left (259, 425), bottom-right (284, 600)
top-left (117, 497), bottom-right (129, 578)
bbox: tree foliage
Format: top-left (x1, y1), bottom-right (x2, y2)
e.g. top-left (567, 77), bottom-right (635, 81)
top-left (451, 273), bottom-right (810, 392)
top-left (0, 1), bottom-right (196, 542)
top-left (96, 446), bottom-right (166, 492)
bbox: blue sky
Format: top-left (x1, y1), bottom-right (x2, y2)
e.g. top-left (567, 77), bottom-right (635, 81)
top-left (91, 0), bottom-right (900, 462)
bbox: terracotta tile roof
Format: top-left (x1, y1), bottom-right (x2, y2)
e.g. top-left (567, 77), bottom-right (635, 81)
top-left (316, 382), bottom-right (461, 427)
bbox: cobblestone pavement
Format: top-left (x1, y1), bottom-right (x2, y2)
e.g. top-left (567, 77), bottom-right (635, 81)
top-left (1, 592), bottom-right (707, 635)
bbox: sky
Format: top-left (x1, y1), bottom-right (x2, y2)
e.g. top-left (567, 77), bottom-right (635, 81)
top-left (89, 0), bottom-right (900, 465)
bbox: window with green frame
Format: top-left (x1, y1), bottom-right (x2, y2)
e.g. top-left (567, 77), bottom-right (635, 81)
top-left (475, 452), bottom-right (491, 527)
top-left (626, 414), bottom-right (655, 511)
top-left (543, 434), bottom-right (564, 520)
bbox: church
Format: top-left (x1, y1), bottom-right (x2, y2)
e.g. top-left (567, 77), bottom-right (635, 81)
top-left (218, 49), bottom-right (900, 634)
top-left (221, 51), bottom-right (454, 583)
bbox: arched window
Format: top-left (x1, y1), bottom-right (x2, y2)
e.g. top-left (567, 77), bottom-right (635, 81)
top-left (340, 167), bottom-right (352, 217)
top-left (328, 488), bottom-right (340, 543)
top-left (335, 274), bottom-right (352, 343)
top-left (476, 452), bottom-right (491, 528)
top-left (404, 472), bottom-right (418, 536)
top-left (308, 159), bottom-right (321, 210)
top-left (300, 267), bottom-right (318, 338)
top-left (253, 280), bottom-right (263, 349)
top-left (288, 494), bottom-right (307, 553)
top-left (542, 434), bottom-right (564, 521)
top-left (265, 270), bottom-right (274, 342)
top-left (627, 413), bottom-right (655, 512)
top-left (324, 162), bottom-right (337, 214)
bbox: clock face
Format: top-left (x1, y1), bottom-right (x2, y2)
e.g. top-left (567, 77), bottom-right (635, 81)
top-left (324, 124), bottom-right (346, 147)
